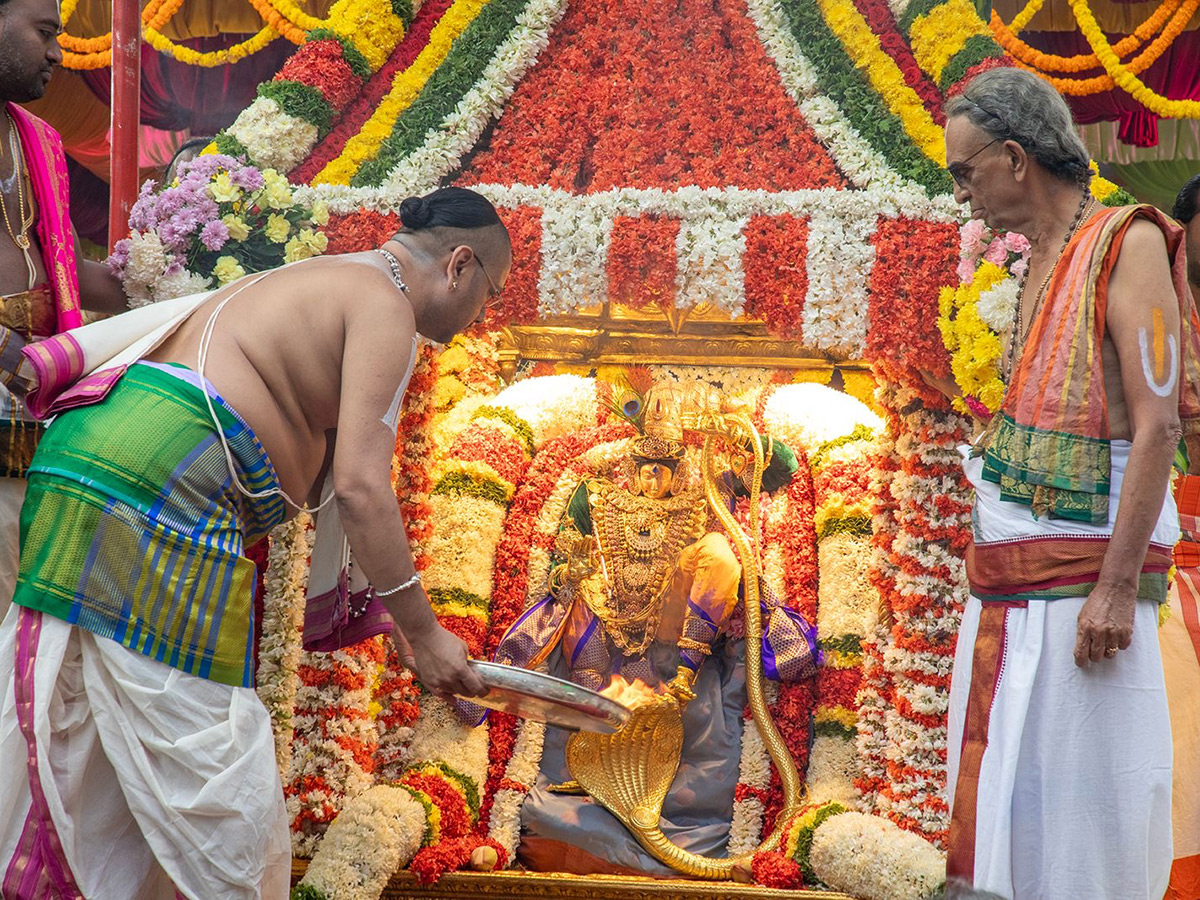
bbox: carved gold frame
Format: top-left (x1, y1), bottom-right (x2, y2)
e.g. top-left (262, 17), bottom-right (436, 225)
top-left (494, 304), bottom-right (869, 380)
top-left (291, 862), bottom-right (857, 899)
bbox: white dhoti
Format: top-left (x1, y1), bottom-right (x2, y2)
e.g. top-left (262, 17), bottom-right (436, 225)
top-left (0, 606), bottom-right (291, 900)
top-left (947, 442), bottom-right (1176, 900)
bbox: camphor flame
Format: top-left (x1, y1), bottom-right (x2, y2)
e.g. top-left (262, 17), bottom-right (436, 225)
top-left (599, 674), bottom-right (662, 708)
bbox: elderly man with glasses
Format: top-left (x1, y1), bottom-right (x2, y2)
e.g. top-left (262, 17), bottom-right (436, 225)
top-left (925, 68), bottom-right (1200, 900)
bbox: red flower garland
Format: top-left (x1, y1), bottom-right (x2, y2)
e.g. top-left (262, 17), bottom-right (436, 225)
top-left (866, 218), bottom-right (959, 380)
top-left (485, 206), bottom-right (542, 326)
top-left (460, 0), bottom-right (848, 191)
top-left (321, 210), bottom-right (403, 254)
top-left (292, 0), bottom-right (456, 182)
top-left (409, 836), bottom-right (509, 885)
top-left (277, 39), bottom-right (363, 109)
top-left (606, 215), bottom-right (680, 310)
top-left (854, 0), bottom-right (946, 124)
top-left (401, 771), bottom-right (472, 839)
top-left (743, 214), bottom-right (810, 338)
top-left (751, 850), bottom-right (805, 890)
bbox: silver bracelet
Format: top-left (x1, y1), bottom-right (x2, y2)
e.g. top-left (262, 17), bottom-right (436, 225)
top-left (372, 573), bottom-right (422, 597)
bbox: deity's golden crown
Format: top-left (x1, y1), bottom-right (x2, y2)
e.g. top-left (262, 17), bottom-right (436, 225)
top-left (631, 434), bottom-right (686, 462)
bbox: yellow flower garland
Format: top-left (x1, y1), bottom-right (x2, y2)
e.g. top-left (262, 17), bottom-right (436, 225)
top-left (313, 0), bottom-right (492, 185)
top-left (937, 261), bottom-right (1011, 416)
top-left (908, 0), bottom-right (993, 86)
top-left (1007, 0), bottom-right (1047, 34)
top-left (814, 0), bottom-right (946, 165)
top-left (1069, 0), bottom-right (1200, 116)
top-left (142, 24), bottom-right (282, 67)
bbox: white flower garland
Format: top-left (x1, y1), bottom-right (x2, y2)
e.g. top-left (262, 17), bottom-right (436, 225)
top-left (297, 784), bottom-right (428, 900)
top-left (743, 0), bottom-right (920, 193)
top-left (298, 181), bottom-right (959, 355)
top-left (227, 97), bottom-right (319, 175)
top-left (487, 718), bottom-right (546, 858)
top-left (257, 513), bottom-right (314, 785)
top-left (288, 640), bottom-right (384, 858)
top-left (806, 734), bottom-right (860, 806)
top-left (674, 214), bottom-right (749, 317)
top-left (802, 211), bottom-right (877, 357)
top-left (809, 811), bottom-right (946, 900)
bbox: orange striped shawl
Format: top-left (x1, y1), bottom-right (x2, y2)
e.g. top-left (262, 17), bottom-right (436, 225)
top-left (981, 205), bottom-right (1200, 524)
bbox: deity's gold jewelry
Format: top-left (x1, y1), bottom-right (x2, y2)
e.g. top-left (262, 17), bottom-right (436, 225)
top-left (583, 480), bottom-right (706, 656)
top-left (677, 637), bottom-right (711, 656)
top-left (2, 115), bottom-right (36, 291)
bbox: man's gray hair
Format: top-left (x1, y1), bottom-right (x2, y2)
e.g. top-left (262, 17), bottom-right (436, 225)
top-left (946, 68), bottom-right (1091, 187)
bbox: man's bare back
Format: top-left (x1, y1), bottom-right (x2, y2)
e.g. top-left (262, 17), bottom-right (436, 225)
top-left (145, 251), bottom-right (411, 511)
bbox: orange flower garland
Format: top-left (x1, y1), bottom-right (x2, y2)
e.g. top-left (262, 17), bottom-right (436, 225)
top-left (989, 0), bottom-right (1199, 96)
top-left (990, 0), bottom-right (1182, 73)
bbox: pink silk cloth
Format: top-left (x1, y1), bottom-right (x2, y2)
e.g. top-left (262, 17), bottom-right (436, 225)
top-left (7, 103), bottom-right (83, 335)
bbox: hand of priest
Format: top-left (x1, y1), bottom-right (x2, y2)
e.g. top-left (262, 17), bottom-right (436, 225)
top-left (407, 620), bottom-right (488, 700)
top-left (1074, 582), bottom-right (1136, 667)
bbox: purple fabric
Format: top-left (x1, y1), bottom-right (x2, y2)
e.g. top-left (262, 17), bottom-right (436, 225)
top-left (301, 578), bottom-right (393, 653)
top-left (1019, 30), bottom-right (1200, 147)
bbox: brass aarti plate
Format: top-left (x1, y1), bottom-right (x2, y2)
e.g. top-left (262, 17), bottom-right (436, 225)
top-left (458, 660), bottom-right (631, 734)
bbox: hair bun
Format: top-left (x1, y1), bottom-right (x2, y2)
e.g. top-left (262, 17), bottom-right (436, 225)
top-left (399, 196), bottom-right (434, 230)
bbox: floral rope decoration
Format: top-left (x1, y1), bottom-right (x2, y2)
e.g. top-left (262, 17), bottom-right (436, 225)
top-left (256, 513), bottom-right (315, 785)
top-left (873, 381), bottom-right (971, 845)
top-left (286, 637), bottom-right (387, 857)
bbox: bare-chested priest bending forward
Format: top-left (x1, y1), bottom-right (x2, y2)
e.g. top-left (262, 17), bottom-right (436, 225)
top-left (0, 186), bottom-right (503, 899)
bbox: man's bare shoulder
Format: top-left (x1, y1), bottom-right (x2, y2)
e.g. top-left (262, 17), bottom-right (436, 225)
top-left (1112, 216), bottom-right (1170, 276)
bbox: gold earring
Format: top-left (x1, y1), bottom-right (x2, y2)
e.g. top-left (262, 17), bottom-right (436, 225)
top-left (452, 281), bottom-right (458, 290)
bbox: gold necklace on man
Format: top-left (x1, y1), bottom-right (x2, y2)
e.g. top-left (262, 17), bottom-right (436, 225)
top-left (1001, 190), bottom-right (1095, 384)
top-left (1, 113), bottom-right (37, 291)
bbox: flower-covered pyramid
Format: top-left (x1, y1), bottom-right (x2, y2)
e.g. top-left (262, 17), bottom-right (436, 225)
top-left (214, 0), bottom-right (1009, 364)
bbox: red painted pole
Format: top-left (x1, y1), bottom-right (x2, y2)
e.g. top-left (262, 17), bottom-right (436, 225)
top-left (107, 0), bottom-right (140, 252)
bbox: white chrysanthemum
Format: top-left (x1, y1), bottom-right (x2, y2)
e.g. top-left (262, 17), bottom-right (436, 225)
top-left (492, 374), bottom-right (598, 447)
top-left (807, 733), bottom-right (859, 806)
top-left (121, 231), bottom-right (168, 302)
top-left (227, 97), bottom-right (319, 174)
top-left (763, 383), bottom-right (882, 454)
top-left (975, 275), bottom-right (1020, 333)
top-left (818, 532), bottom-right (880, 640)
top-left (300, 784), bottom-right (427, 900)
top-left (810, 811), bottom-right (946, 900)
top-left (152, 267), bottom-right (212, 302)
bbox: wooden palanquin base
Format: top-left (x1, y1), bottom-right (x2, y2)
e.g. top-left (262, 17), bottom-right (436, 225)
top-left (291, 860), bottom-right (856, 899)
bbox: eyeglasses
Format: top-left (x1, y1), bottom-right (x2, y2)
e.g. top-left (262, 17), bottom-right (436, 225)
top-left (948, 138), bottom-right (1001, 188)
top-left (473, 250), bottom-right (503, 308)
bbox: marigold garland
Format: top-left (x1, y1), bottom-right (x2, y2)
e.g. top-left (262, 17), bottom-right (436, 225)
top-left (1067, 0), bottom-right (1200, 113)
top-left (997, 0), bottom-right (1199, 96)
top-left (990, 0), bottom-right (1184, 74)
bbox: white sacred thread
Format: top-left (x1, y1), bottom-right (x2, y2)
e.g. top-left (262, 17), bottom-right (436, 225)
top-left (381, 335), bottom-right (420, 433)
top-left (1138, 327), bottom-right (1179, 398)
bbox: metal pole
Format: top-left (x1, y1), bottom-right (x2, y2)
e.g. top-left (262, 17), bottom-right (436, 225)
top-left (107, 0), bottom-right (140, 252)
